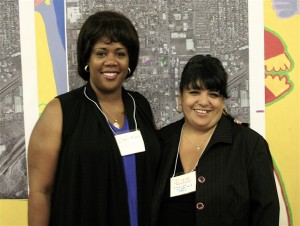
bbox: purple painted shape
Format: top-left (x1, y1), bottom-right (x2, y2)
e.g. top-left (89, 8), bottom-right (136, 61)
top-left (272, 0), bottom-right (300, 18)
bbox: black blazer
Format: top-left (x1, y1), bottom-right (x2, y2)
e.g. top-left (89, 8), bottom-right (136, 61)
top-left (152, 115), bottom-right (279, 226)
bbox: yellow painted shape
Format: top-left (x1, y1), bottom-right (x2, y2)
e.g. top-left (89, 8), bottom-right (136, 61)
top-left (265, 53), bottom-right (292, 72)
top-left (0, 200), bottom-right (27, 226)
top-left (35, 11), bottom-right (57, 115)
top-left (265, 74), bottom-right (291, 97)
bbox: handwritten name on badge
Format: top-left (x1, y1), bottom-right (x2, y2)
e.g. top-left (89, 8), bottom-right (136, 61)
top-left (115, 130), bottom-right (145, 156)
top-left (170, 171), bottom-right (196, 197)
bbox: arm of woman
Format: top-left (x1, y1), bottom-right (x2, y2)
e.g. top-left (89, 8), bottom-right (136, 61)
top-left (248, 136), bottom-right (280, 226)
top-left (27, 98), bottom-right (62, 226)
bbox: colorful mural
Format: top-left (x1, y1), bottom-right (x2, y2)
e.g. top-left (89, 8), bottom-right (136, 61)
top-left (265, 0), bottom-right (300, 225)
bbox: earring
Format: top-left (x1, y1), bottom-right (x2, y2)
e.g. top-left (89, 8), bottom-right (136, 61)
top-left (84, 65), bottom-right (89, 72)
top-left (176, 101), bottom-right (182, 113)
top-left (128, 67), bottom-right (131, 74)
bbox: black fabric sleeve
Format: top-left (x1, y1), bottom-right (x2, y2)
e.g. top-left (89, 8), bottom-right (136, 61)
top-left (247, 136), bottom-right (280, 226)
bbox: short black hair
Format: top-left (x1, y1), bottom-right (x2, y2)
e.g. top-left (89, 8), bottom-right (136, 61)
top-left (179, 54), bottom-right (229, 98)
top-left (77, 10), bottom-right (140, 81)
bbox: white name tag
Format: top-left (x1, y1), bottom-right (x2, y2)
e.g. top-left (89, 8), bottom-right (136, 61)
top-left (115, 130), bottom-right (145, 156)
top-left (170, 171), bottom-right (196, 197)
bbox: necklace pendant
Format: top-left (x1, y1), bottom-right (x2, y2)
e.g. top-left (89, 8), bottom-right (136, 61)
top-left (196, 146), bottom-right (200, 151)
top-left (113, 121), bottom-right (121, 129)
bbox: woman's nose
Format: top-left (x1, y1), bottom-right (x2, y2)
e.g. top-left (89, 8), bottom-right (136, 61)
top-left (104, 54), bottom-right (118, 65)
top-left (197, 94), bottom-right (209, 105)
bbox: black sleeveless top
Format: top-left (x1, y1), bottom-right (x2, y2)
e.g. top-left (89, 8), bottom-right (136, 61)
top-left (49, 83), bottom-right (161, 226)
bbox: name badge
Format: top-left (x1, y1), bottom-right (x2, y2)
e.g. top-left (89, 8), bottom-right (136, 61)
top-left (170, 171), bottom-right (196, 197)
top-left (115, 130), bottom-right (145, 156)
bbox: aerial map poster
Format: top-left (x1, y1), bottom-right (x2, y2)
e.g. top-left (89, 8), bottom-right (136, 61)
top-left (0, 0), bottom-right (28, 199)
top-left (66, 0), bottom-right (251, 128)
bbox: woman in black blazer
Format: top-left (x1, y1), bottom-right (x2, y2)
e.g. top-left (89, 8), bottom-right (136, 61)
top-left (152, 54), bottom-right (279, 226)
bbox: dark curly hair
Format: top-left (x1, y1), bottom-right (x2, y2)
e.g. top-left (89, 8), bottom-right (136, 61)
top-left (77, 11), bottom-right (140, 81)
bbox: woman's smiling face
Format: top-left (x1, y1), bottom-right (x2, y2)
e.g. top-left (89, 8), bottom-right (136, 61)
top-left (88, 38), bottom-right (129, 95)
top-left (179, 85), bottom-right (225, 131)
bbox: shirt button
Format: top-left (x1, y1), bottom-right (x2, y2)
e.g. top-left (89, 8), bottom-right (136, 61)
top-left (196, 202), bottom-right (204, 210)
top-left (198, 176), bottom-right (205, 183)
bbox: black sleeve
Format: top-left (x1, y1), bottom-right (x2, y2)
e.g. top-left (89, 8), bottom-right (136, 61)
top-left (247, 136), bottom-right (280, 226)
